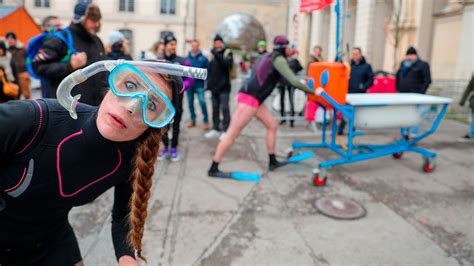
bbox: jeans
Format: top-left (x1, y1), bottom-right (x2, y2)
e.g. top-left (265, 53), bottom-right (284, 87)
top-left (162, 92), bottom-right (183, 148)
top-left (186, 86), bottom-right (208, 123)
top-left (279, 84), bottom-right (295, 119)
top-left (211, 92), bottom-right (231, 132)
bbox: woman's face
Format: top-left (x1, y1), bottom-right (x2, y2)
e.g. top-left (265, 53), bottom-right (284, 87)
top-left (285, 46), bottom-right (292, 57)
top-left (97, 73), bottom-right (172, 142)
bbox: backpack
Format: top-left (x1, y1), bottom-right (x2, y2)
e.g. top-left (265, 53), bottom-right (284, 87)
top-left (223, 48), bottom-right (237, 80)
top-left (26, 28), bottom-right (77, 80)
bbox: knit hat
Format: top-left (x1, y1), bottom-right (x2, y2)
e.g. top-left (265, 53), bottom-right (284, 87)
top-left (5, 32), bottom-right (16, 40)
top-left (406, 46), bottom-right (417, 55)
top-left (273, 35), bottom-right (289, 49)
top-left (257, 40), bottom-right (267, 47)
top-left (163, 34), bottom-right (177, 45)
top-left (73, 3), bottom-right (101, 22)
top-left (109, 31), bottom-right (125, 45)
top-left (214, 34), bottom-right (224, 42)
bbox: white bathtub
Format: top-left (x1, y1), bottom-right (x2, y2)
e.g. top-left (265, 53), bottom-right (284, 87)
top-left (346, 93), bottom-right (452, 129)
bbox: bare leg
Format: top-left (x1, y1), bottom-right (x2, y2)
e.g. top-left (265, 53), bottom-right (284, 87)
top-left (213, 103), bottom-right (257, 162)
top-left (255, 104), bottom-right (288, 170)
top-left (255, 104), bottom-right (278, 154)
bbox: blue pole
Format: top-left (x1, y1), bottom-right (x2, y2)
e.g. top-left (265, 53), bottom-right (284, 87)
top-left (335, 0), bottom-right (341, 61)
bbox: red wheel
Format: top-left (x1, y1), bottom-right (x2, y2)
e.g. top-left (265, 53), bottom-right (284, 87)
top-left (287, 151), bottom-right (294, 159)
top-left (313, 174), bottom-right (328, 186)
top-left (392, 152), bottom-right (403, 159)
top-left (423, 162), bottom-right (435, 173)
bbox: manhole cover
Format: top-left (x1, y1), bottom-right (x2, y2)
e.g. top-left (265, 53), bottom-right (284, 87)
top-left (314, 196), bottom-right (366, 220)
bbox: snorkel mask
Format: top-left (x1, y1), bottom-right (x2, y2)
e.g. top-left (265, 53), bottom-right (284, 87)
top-left (57, 60), bottom-right (207, 128)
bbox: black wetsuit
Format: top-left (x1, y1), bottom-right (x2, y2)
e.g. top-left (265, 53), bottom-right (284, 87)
top-left (240, 52), bottom-right (311, 105)
top-left (0, 99), bottom-right (138, 265)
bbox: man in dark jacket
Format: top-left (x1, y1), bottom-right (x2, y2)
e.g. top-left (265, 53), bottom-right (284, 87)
top-left (33, 3), bottom-right (107, 105)
top-left (205, 34), bottom-right (233, 140)
top-left (396, 46), bottom-right (432, 138)
top-left (186, 40), bottom-right (209, 130)
top-left (279, 47), bottom-right (303, 127)
top-left (38, 16), bottom-right (62, 98)
top-left (396, 47), bottom-right (431, 94)
top-left (338, 47), bottom-right (374, 135)
top-left (348, 47), bottom-right (374, 93)
top-left (157, 34), bottom-right (193, 162)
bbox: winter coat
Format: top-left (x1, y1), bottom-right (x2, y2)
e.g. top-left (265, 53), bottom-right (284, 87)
top-left (349, 57), bottom-right (374, 93)
top-left (207, 48), bottom-right (233, 94)
top-left (0, 52), bottom-right (15, 82)
top-left (186, 51), bottom-right (208, 89)
top-left (33, 22), bottom-right (107, 105)
top-left (7, 42), bottom-right (27, 74)
top-left (396, 59), bottom-right (431, 94)
top-left (281, 57), bottom-right (303, 86)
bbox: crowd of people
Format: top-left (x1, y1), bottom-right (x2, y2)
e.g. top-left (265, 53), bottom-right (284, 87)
top-left (1, 1), bottom-right (473, 265)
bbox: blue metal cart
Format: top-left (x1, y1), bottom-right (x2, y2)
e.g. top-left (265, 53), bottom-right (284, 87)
top-left (288, 91), bottom-right (452, 186)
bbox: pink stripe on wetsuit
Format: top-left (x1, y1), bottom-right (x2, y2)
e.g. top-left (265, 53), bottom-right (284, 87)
top-left (237, 92), bottom-right (259, 108)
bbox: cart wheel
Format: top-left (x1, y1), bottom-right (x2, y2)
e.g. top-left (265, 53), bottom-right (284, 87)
top-left (287, 150), bottom-right (294, 159)
top-left (392, 152), bottom-right (403, 159)
top-left (313, 174), bottom-right (328, 186)
top-left (422, 157), bottom-right (437, 173)
top-left (423, 162), bottom-right (436, 173)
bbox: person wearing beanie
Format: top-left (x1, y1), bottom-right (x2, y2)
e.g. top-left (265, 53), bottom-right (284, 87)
top-left (32, 3), bottom-right (107, 105)
top-left (204, 34), bottom-right (234, 140)
top-left (396, 46), bottom-right (431, 94)
top-left (106, 31), bottom-right (133, 61)
top-left (396, 46), bottom-right (432, 138)
top-left (257, 40), bottom-right (267, 55)
top-left (208, 35), bottom-right (321, 178)
top-left (156, 34), bottom-right (194, 162)
top-left (5, 32), bottom-right (30, 99)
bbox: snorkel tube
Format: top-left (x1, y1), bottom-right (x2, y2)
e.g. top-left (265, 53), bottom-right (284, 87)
top-left (57, 60), bottom-right (208, 119)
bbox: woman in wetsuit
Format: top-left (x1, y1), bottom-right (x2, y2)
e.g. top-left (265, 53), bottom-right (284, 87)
top-left (208, 35), bottom-right (321, 177)
top-left (0, 61), bottom-right (194, 265)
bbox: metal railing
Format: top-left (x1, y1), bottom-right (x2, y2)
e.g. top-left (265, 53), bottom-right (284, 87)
top-left (428, 78), bottom-right (470, 121)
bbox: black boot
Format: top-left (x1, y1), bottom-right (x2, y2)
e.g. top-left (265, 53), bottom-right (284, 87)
top-left (208, 161), bottom-right (231, 178)
top-left (269, 154), bottom-right (288, 171)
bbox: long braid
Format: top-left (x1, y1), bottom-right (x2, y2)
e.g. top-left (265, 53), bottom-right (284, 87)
top-left (128, 128), bottom-right (163, 262)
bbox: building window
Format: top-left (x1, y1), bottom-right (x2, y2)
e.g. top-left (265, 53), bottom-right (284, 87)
top-left (119, 0), bottom-right (134, 12)
top-left (160, 0), bottom-right (176, 15)
top-left (34, 0), bottom-right (50, 8)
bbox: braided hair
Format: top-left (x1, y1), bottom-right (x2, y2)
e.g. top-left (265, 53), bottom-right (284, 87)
top-left (127, 72), bottom-right (183, 262)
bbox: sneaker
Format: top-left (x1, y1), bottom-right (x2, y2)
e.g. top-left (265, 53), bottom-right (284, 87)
top-left (170, 148), bottom-right (180, 162)
top-left (219, 132), bottom-right (227, 141)
top-left (205, 129), bottom-right (221, 139)
top-left (203, 123), bottom-right (210, 131)
top-left (187, 121), bottom-right (196, 128)
top-left (158, 147), bottom-right (169, 161)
